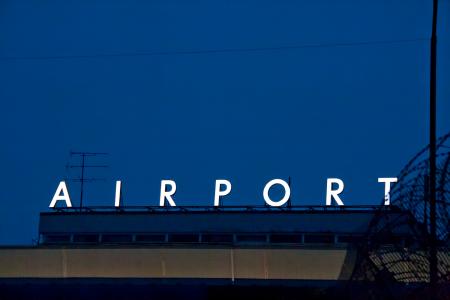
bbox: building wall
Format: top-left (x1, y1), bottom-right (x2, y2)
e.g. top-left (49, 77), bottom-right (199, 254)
top-left (0, 247), bottom-right (351, 281)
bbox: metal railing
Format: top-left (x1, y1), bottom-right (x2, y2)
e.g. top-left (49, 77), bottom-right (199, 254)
top-left (48, 205), bottom-right (389, 214)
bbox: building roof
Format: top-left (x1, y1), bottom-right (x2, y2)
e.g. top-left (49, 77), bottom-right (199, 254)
top-left (41, 206), bottom-right (386, 234)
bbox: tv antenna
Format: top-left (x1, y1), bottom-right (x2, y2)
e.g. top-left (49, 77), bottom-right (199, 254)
top-left (66, 151), bottom-right (108, 210)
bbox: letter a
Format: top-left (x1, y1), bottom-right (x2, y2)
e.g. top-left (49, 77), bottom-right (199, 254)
top-left (49, 181), bottom-right (72, 208)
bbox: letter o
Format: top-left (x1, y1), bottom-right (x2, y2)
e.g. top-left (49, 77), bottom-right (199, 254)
top-left (263, 179), bottom-right (290, 207)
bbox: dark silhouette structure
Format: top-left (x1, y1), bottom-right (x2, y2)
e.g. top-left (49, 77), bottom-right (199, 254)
top-left (349, 133), bottom-right (450, 299)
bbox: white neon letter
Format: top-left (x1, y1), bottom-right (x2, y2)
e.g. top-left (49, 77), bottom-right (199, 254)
top-left (160, 180), bottom-right (177, 206)
top-left (263, 179), bottom-right (291, 207)
top-left (214, 179), bottom-right (232, 206)
top-left (49, 181), bottom-right (72, 208)
top-left (114, 180), bottom-right (122, 207)
top-left (378, 177), bottom-right (398, 205)
top-left (326, 178), bottom-right (345, 206)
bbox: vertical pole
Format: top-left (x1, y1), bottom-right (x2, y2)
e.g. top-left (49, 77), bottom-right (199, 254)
top-left (429, 0), bottom-right (438, 297)
top-left (79, 153), bottom-right (85, 211)
top-left (288, 176), bottom-right (292, 208)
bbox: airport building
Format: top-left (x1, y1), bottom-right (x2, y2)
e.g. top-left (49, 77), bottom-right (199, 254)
top-left (1, 127), bottom-right (446, 300)
top-left (0, 205), bottom-right (437, 300)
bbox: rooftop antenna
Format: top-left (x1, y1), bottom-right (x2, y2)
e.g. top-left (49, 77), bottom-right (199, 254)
top-left (67, 151), bottom-right (108, 211)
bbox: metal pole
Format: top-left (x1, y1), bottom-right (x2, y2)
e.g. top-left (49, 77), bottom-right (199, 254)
top-left (429, 0), bottom-right (438, 297)
top-left (80, 153), bottom-right (85, 211)
top-left (288, 176), bottom-right (292, 208)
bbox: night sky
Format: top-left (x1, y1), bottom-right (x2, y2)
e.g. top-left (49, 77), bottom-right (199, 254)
top-left (0, 0), bottom-right (449, 245)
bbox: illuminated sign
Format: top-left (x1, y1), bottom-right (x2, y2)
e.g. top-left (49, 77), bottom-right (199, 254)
top-left (49, 177), bottom-right (398, 208)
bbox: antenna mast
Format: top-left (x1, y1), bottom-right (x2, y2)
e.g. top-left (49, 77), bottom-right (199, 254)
top-left (67, 151), bottom-right (108, 210)
top-left (429, 0), bottom-right (438, 297)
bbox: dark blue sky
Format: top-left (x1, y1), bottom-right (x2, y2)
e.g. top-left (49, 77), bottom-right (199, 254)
top-left (0, 0), bottom-right (449, 244)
